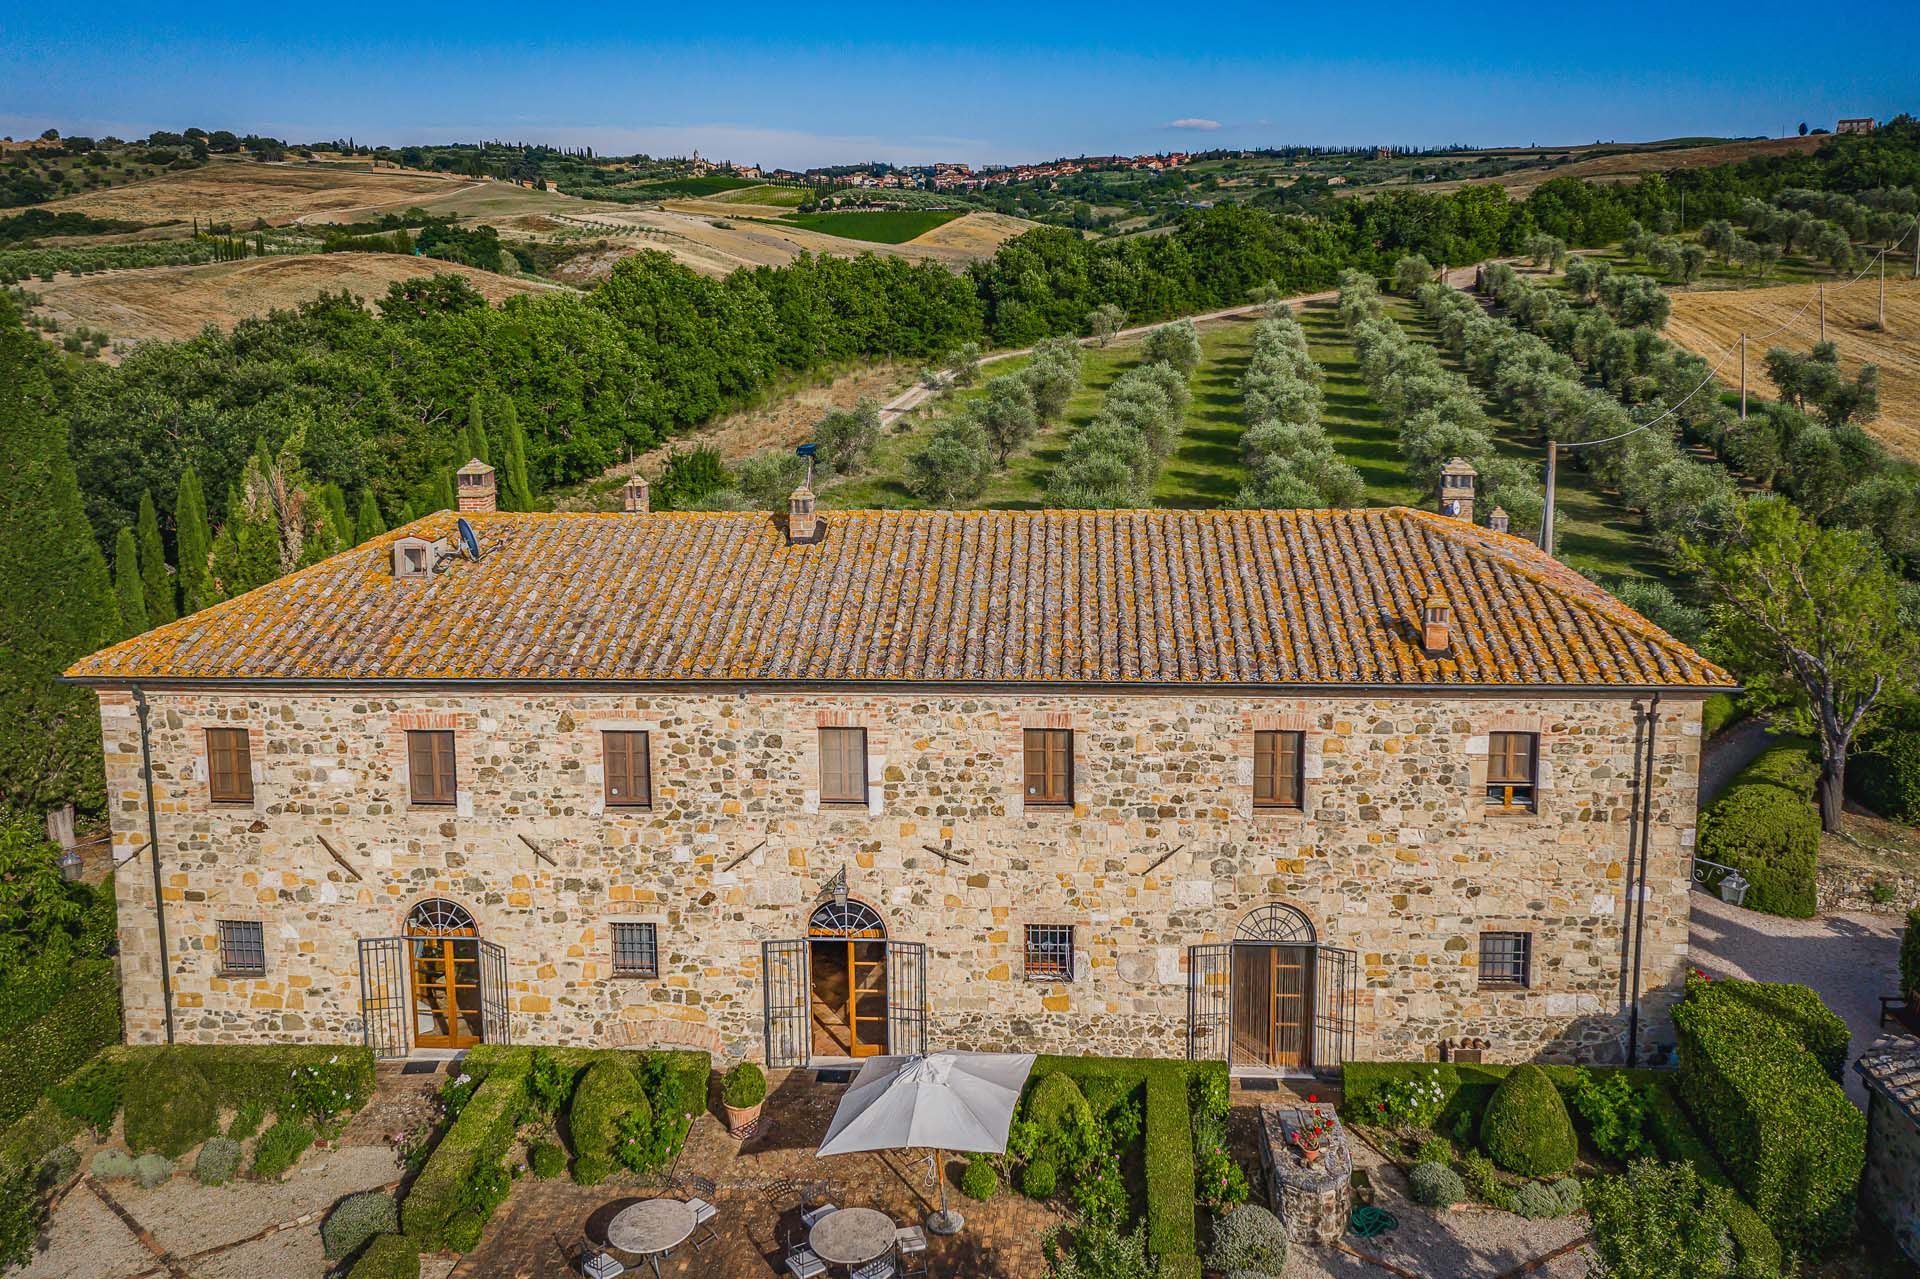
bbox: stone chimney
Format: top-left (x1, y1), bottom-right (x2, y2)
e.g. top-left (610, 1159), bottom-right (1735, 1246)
top-left (1438, 457), bottom-right (1476, 522)
top-left (456, 458), bottom-right (496, 513)
top-left (622, 473), bottom-right (650, 514)
top-left (1421, 595), bottom-right (1453, 656)
top-left (1487, 506), bottom-right (1510, 534)
top-left (788, 483), bottom-right (821, 545)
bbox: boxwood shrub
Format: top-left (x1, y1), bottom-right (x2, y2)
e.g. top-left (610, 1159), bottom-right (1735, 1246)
top-left (1479, 1065), bottom-right (1577, 1176)
top-left (122, 1055), bottom-right (218, 1157)
top-left (1647, 1084), bottom-right (1781, 1277)
top-left (117, 1045), bottom-right (376, 1156)
top-left (250, 1119), bottom-right (314, 1180)
top-left (1672, 975), bottom-right (1863, 1252)
top-left (402, 1055), bottom-right (528, 1249)
top-left (1695, 739), bottom-right (1820, 918)
top-left (47, 1055), bottom-right (124, 1133)
top-left (1690, 978), bottom-right (1848, 1081)
top-left (568, 1058), bottom-right (648, 1186)
top-left (0, 960), bottom-right (121, 1128)
top-left (345, 1233), bottom-right (421, 1279)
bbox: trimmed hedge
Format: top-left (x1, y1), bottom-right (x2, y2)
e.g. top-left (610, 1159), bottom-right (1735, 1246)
top-left (346, 1234), bottom-right (421, 1279)
top-left (1342, 1061), bottom-right (1666, 1133)
top-left (402, 1056), bottom-right (529, 1249)
top-left (1673, 976), bottom-right (1863, 1252)
top-left (1904, 906), bottom-right (1920, 997)
top-left (1647, 1085), bottom-right (1781, 1278)
top-left (568, 1058), bottom-right (648, 1186)
top-left (116, 1044), bottom-right (376, 1155)
top-left (1696, 739), bottom-right (1820, 917)
top-left (0, 959), bottom-right (120, 1127)
top-left (122, 1054), bottom-right (218, 1156)
top-left (1692, 978), bottom-right (1848, 1081)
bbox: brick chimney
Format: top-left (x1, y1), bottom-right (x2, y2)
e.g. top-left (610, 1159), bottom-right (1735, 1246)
top-left (1487, 506), bottom-right (1510, 534)
top-left (1438, 457), bottom-right (1476, 522)
top-left (1421, 595), bottom-right (1453, 656)
top-left (456, 459), bottom-right (496, 513)
top-left (622, 473), bottom-right (650, 514)
top-left (788, 483), bottom-right (821, 545)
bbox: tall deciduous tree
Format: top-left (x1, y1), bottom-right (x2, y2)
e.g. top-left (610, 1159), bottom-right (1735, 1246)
top-left (112, 527), bottom-right (149, 637)
top-left (1681, 497), bottom-right (1917, 830)
top-left (0, 295), bottom-right (121, 815)
top-left (134, 490), bottom-right (174, 625)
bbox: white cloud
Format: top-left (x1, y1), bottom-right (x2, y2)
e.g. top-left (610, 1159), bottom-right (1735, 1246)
top-left (1167, 118), bottom-right (1223, 131)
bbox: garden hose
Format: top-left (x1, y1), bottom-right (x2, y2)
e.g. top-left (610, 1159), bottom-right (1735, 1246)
top-left (1348, 1205), bottom-right (1398, 1238)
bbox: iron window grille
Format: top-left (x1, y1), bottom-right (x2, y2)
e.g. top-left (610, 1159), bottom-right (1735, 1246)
top-left (1485, 732), bottom-right (1538, 811)
top-left (406, 730), bottom-right (458, 806)
top-left (218, 919), bottom-right (266, 976)
top-left (1023, 729), bottom-right (1073, 805)
top-left (1253, 730), bottom-right (1304, 809)
top-left (205, 728), bottom-right (253, 804)
top-left (1025, 924), bottom-right (1075, 982)
top-left (819, 727), bottom-right (869, 805)
top-left (602, 731), bottom-right (652, 808)
top-left (611, 922), bottom-right (659, 978)
top-left (1478, 931), bottom-right (1532, 988)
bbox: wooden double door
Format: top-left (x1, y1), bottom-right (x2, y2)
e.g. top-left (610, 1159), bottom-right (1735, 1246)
top-left (412, 932), bottom-right (485, 1050)
top-left (1232, 943), bottom-right (1314, 1069)
top-left (810, 937), bottom-right (888, 1058)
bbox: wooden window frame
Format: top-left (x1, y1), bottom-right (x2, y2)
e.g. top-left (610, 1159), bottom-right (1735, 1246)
top-left (1485, 731), bottom-right (1538, 812)
top-left (1478, 931), bottom-right (1532, 989)
top-left (1253, 730), bottom-right (1305, 810)
top-left (602, 731), bottom-right (652, 809)
top-left (610, 921), bottom-right (659, 979)
top-left (205, 727), bottom-right (254, 805)
top-left (818, 726), bottom-right (869, 806)
top-left (406, 729), bottom-right (458, 807)
top-left (1023, 728), bottom-right (1073, 807)
top-left (217, 919), bottom-right (266, 977)
top-left (1024, 924), bottom-right (1075, 982)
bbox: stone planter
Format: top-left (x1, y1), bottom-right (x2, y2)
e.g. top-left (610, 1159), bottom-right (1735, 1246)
top-left (723, 1101), bottom-right (763, 1138)
top-left (1258, 1103), bottom-right (1353, 1245)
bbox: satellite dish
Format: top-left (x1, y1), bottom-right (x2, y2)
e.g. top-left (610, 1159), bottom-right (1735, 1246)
top-left (796, 443), bottom-right (817, 459)
top-left (456, 517), bottom-right (482, 561)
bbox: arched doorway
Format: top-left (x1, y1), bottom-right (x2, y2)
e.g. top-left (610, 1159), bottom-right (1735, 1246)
top-left (408, 898), bottom-right (484, 1050)
top-left (1231, 905), bottom-right (1317, 1069)
top-left (808, 899), bottom-right (888, 1058)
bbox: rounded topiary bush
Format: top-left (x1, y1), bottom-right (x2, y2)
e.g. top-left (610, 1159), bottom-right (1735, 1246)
top-left (959, 1157), bottom-right (999, 1201)
top-left (1696, 742), bottom-right (1820, 917)
top-left (721, 1061), bottom-right (767, 1109)
top-left (194, 1137), bottom-right (242, 1186)
top-left (323, 1190), bottom-right (400, 1258)
top-left (122, 1055), bottom-right (218, 1157)
top-left (1020, 1157), bottom-right (1057, 1199)
top-left (1023, 1073), bottom-right (1092, 1136)
top-left (1206, 1202), bottom-right (1289, 1275)
top-left (1512, 1179), bottom-right (1564, 1219)
top-left (568, 1059), bottom-right (648, 1187)
top-left (528, 1141), bottom-right (566, 1179)
top-left (91, 1149), bottom-right (136, 1180)
top-left (132, 1153), bottom-right (174, 1188)
top-left (1480, 1065), bottom-right (1578, 1177)
top-left (1409, 1160), bottom-right (1467, 1207)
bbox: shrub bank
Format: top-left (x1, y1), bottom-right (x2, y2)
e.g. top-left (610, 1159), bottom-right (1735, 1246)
top-left (1695, 739), bottom-right (1821, 918)
top-left (1647, 1085), bottom-right (1782, 1277)
top-left (0, 959), bottom-right (119, 1128)
top-left (1342, 1061), bottom-right (1667, 1131)
top-left (114, 1044), bottom-right (375, 1156)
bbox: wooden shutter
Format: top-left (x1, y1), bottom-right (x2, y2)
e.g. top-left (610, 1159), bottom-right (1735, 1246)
top-left (1254, 730), bottom-right (1303, 809)
top-left (408, 730), bottom-right (457, 805)
top-left (1486, 732), bottom-right (1537, 810)
top-left (820, 728), bottom-right (867, 804)
top-left (1023, 729), bottom-right (1072, 805)
top-left (206, 728), bottom-right (253, 804)
top-left (603, 731), bottom-right (650, 807)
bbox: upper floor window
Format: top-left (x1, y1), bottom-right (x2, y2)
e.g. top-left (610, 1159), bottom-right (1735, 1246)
top-left (1253, 730), bottom-right (1304, 810)
top-left (1486, 731), bottom-right (1537, 812)
top-left (407, 730), bottom-right (458, 806)
top-left (1023, 729), bottom-right (1073, 806)
top-left (217, 919), bottom-right (266, 976)
top-left (602, 731), bottom-right (652, 808)
top-left (205, 728), bottom-right (253, 804)
top-left (610, 921), bottom-right (659, 978)
top-left (819, 727), bottom-right (869, 805)
top-left (1478, 931), bottom-right (1532, 988)
top-left (1024, 924), bottom-right (1075, 982)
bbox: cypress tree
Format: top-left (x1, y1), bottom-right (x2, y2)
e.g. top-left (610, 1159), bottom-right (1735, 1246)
top-left (175, 464), bottom-right (213, 613)
top-left (353, 489), bottom-right (385, 544)
top-left (135, 490), bottom-right (175, 625)
top-left (465, 393), bottom-right (492, 465)
top-left (499, 399), bottom-right (534, 512)
top-left (0, 295), bottom-right (121, 814)
top-left (113, 527), bottom-right (149, 637)
top-left (430, 470), bottom-right (457, 514)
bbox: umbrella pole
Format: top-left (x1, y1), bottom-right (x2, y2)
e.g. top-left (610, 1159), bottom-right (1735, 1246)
top-left (926, 1146), bottom-right (963, 1235)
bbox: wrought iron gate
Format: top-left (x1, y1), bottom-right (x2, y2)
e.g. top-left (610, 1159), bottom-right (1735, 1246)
top-left (886, 940), bottom-right (928, 1057)
top-left (358, 936), bottom-right (410, 1059)
top-left (478, 939), bottom-right (511, 1046)
top-left (1312, 944), bottom-right (1357, 1072)
top-left (763, 939), bottom-right (810, 1068)
top-left (1187, 943), bottom-right (1231, 1061)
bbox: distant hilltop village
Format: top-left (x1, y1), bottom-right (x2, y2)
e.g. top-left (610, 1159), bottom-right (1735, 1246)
top-left (738, 152), bottom-right (1196, 191)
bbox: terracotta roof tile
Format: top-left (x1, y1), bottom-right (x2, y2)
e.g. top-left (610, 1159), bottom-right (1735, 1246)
top-left (65, 507), bottom-right (1732, 689)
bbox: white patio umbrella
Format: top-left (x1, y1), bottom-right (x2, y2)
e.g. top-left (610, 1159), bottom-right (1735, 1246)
top-left (815, 1050), bottom-right (1036, 1235)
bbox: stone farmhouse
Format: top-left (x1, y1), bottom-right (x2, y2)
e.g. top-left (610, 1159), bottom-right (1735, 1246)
top-left (67, 463), bottom-right (1730, 1075)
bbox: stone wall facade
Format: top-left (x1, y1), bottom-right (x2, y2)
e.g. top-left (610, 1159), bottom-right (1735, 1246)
top-left (1862, 1091), bottom-right (1920, 1263)
top-left (96, 686), bottom-right (1704, 1069)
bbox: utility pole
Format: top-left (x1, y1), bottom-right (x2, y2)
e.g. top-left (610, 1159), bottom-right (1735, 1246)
top-left (1540, 441), bottom-right (1558, 555)
top-left (1881, 253), bottom-right (1888, 329)
top-left (1739, 334), bottom-right (1748, 420)
top-left (1819, 285), bottom-right (1826, 342)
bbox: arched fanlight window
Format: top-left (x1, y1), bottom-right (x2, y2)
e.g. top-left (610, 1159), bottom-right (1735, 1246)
top-left (808, 899), bottom-right (886, 937)
top-left (1234, 903), bottom-right (1316, 944)
top-left (407, 898), bottom-right (477, 935)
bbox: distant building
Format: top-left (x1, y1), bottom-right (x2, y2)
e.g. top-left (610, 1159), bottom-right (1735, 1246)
top-left (1375, 146), bottom-right (1392, 160)
top-left (1837, 118), bottom-right (1876, 135)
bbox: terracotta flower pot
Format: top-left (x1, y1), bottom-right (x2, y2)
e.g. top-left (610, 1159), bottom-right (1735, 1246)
top-left (723, 1101), bottom-right (763, 1138)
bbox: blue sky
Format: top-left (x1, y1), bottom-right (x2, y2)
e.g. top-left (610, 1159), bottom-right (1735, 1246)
top-left (4, 3), bottom-right (1911, 168)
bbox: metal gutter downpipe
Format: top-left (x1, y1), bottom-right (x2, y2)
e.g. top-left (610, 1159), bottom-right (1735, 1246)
top-left (132, 688), bottom-right (176, 1044)
top-left (1625, 692), bottom-right (1661, 1067)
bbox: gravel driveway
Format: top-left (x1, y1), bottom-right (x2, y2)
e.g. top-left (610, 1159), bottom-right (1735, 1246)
top-left (1688, 890), bottom-right (1900, 1106)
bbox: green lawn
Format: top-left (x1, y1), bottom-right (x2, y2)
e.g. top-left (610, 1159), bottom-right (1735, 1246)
top-left (709, 184), bottom-right (811, 207)
top-left (778, 208), bottom-right (966, 244)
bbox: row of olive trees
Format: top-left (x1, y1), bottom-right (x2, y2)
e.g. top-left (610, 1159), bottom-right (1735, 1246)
top-left (903, 338), bottom-right (1086, 504)
top-left (1046, 322), bottom-right (1199, 507)
top-left (1336, 272), bottom-right (1543, 536)
top-left (1233, 308), bottom-right (1362, 509)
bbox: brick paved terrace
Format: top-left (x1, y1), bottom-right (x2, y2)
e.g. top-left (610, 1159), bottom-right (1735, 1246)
top-left (449, 1067), bottom-right (1066, 1279)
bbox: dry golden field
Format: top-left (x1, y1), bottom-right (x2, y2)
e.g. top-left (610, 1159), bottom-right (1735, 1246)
top-left (36, 252), bottom-right (564, 353)
top-left (1367, 135), bottom-right (1824, 197)
top-left (1666, 275), bottom-right (1920, 457)
top-left (41, 159), bottom-right (479, 227)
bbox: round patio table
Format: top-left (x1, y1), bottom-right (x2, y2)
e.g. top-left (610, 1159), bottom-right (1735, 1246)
top-left (606, 1199), bottom-right (696, 1278)
top-left (808, 1206), bottom-right (898, 1267)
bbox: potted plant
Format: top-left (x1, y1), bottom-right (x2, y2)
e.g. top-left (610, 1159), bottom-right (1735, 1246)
top-left (721, 1061), bottom-right (768, 1138)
